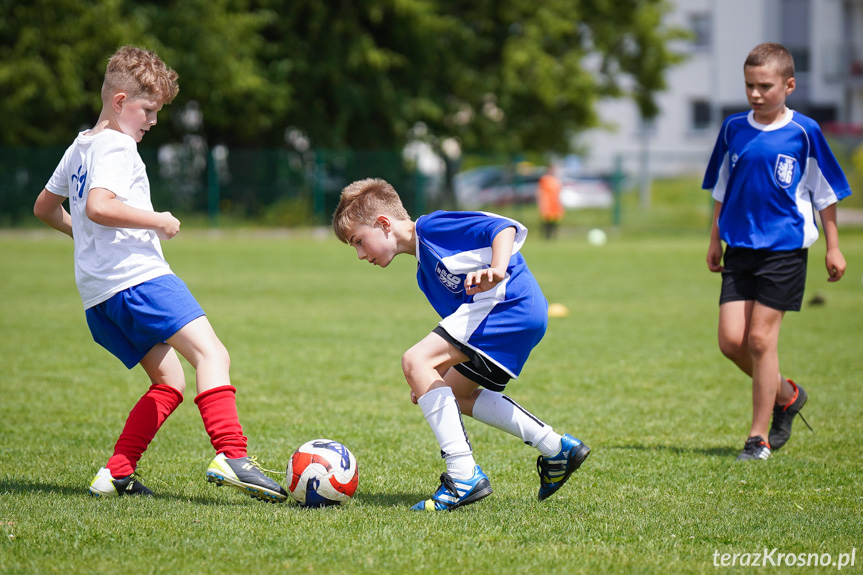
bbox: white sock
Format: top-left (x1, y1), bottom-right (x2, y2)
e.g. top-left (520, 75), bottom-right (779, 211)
top-left (417, 387), bottom-right (476, 479)
top-left (472, 390), bottom-right (563, 457)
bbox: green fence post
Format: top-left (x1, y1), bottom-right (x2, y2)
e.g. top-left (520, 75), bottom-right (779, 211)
top-left (612, 154), bottom-right (623, 227)
top-left (414, 170), bottom-right (426, 216)
top-left (207, 149), bottom-right (219, 227)
top-left (313, 150), bottom-right (326, 224)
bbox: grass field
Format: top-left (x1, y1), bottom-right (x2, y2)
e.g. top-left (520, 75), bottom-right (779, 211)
top-left (1, 222), bottom-right (861, 574)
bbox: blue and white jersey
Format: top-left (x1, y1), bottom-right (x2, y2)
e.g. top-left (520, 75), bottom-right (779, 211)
top-left (703, 109), bottom-right (851, 250)
top-left (415, 211), bottom-right (548, 378)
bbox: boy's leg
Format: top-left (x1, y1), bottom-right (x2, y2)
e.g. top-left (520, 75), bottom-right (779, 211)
top-left (718, 300), bottom-right (754, 376)
top-left (90, 344), bottom-right (184, 496)
top-left (746, 302), bottom-right (785, 442)
top-left (450, 371), bottom-right (563, 457)
top-left (105, 345), bottom-right (185, 477)
top-left (403, 333), bottom-right (492, 511)
top-left (404, 333), bottom-right (476, 478)
top-left (168, 317), bottom-right (286, 501)
top-left (462, 379), bottom-right (588, 500)
top-left (718, 300), bottom-right (796, 413)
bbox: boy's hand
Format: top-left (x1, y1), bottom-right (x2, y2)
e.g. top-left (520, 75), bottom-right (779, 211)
top-left (156, 211), bottom-right (181, 240)
top-left (706, 240), bottom-right (724, 273)
top-left (825, 247), bottom-right (846, 282)
top-left (464, 267), bottom-right (506, 295)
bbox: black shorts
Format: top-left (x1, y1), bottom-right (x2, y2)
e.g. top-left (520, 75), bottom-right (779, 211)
top-left (719, 247), bottom-right (808, 312)
top-left (433, 326), bottom-right (512, 392)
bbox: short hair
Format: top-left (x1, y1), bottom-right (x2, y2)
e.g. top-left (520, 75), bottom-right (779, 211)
top-left (101, 45), bottom-right (179, 104)
top-left (744, 43), bottom-right (795, 80)
top-left (332, 178), bottom-right (410, 243)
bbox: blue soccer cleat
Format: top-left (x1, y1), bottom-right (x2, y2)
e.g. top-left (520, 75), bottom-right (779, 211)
top-left (537, 434), bottom-right (590, 501)
top-left (411, 466), bottom-right (493, 511)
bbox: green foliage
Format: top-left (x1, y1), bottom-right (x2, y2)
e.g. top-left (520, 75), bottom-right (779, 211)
top-left (0, 229), bottom-right (861, 574)
top-left (0, 0), bottom-right (686, 152)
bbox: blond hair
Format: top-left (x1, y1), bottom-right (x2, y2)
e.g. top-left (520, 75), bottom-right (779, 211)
top-left (332, 178), bottom-right (410, 243)
top-left (744, 43), bottom-right (795, 80)
top-left (101, 45), bottom-right (179, 104)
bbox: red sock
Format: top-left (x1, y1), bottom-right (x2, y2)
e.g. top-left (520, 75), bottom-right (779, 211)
top-left (194, 385), bottom-right (247, 458)
top-left (107, 383), bottom-right (184, 478)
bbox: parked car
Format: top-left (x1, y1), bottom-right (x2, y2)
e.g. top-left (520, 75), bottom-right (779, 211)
top-left (453, 165), bottom-right (544, 209)
top-left (454, 165), bottom-right (614, 210)
top-left (559, 175), bottom-right (614, 209)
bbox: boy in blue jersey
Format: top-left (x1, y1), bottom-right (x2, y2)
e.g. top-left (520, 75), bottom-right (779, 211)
top-left (333, 178), bottom-right (590, 510)
top-left (703, 43), bottom-right (851, 461)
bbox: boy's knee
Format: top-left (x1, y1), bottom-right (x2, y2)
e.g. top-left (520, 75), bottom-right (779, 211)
top-left (401, 347), bottom-right (422, 381)
top-left (718, 337), bottom-right (745, 360)
top-left (746, 332), bottom-right (774, 357)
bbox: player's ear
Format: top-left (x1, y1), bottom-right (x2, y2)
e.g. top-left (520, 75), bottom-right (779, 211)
top-left (376, 214), bottom-right (391, 231)
top-left (785, 77), bottom-right (796, 96)
top-left (112, 92), bottom-right (127, 113)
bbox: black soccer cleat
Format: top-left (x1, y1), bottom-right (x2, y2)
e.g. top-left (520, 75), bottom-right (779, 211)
top-left (768, 380), bottom-right (812, 451)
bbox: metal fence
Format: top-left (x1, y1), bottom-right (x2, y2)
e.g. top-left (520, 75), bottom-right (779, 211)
top-left (0, 146), bottom-right (433, 227)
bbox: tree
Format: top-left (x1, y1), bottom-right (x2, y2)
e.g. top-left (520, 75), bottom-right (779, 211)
top-left (1, 0), bottom-right (686, 154)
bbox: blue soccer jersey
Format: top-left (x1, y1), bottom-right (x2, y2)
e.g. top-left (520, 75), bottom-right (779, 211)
top-left (702, 109), bottom-right (851, 250)
top-left (415, 211), bottom-right (548, 378)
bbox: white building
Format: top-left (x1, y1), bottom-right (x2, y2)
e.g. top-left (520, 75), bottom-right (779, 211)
top-left (578, 0), bottom-right (863, 182)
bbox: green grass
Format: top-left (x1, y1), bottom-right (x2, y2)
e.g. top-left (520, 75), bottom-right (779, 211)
top-left (1, 226), bottom-right (861, 575)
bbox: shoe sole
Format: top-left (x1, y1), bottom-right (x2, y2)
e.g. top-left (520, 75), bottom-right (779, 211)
top-left (448, 479), bottom-right (493, 511)
top-left (206, 470), bottom-right (287, 503)
top-left (538, 443), bottom-right (591, 501)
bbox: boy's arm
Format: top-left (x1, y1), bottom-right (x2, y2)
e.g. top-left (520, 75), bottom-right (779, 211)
top-left (34, 189), bottom-right (73, 238)
top-left (819, 203), bottom-right (846, 282)
top-left (706, 200), bottom-right (724, 273)
top-left (465, 225), bottom-right (516, 295)
top-left (86, 187), bottom-right (180, 240)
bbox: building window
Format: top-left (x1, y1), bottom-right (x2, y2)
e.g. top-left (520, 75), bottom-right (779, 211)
top-left (692, 100), bottom-right (711, 131)
top-left (788, 46), bottom-right (810, 73)
top-left (690, 13), bottom-right (711, 49)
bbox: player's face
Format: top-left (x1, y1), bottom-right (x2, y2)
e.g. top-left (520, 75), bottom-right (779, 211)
top-left (348, 221), bottom-right (397, 268)
top-left (117, 95), bottom-right (162, 142)
top-left (744, 64), bottom-right (795, 125)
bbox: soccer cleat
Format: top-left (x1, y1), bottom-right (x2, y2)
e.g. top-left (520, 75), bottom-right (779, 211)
top-left (768, 380), bottom-right (812, 451)
top-left (411, 466), bottom-right (493, 511)
top-left (537, 434), bottom-right (590, 501)
top-left (89, 467), bottom-right (154, 497)
top-left (206, 453), bottom-right (288, 502)
top-left (736, 436), bottom-right (771, 461)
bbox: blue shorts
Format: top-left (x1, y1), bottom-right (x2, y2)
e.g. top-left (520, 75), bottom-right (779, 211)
top-left (85, 275), bottom-right (205, 369)
top-left (436, 286), bottom-right (548, 388)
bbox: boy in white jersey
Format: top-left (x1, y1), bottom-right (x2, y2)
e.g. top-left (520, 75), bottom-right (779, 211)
top-left (33, 46), bottom-right (286, 501)
top-left (332, 178), bottom-right (590, 511)
top-left (702, 43), bottom-right (852, 461)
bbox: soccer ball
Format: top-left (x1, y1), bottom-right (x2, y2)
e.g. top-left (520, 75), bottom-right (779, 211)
top-left (587, 228), bottom-right (608, 246)
top-left (286, 439), bottom-right (359, 507)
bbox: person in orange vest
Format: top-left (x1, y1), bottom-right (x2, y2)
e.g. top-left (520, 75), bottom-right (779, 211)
top-left (537, 165), bottom-right (564, 239)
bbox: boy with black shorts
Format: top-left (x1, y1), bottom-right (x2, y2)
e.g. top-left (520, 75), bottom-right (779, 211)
top-left (34, 46), bottom-right (286, 500)
top-left (703, 43), bottom-right (852, 461)
top-left (332, 178), bottom-right (590, 510)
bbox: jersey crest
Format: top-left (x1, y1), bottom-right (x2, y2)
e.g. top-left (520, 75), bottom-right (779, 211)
top-left (435, 261), bottom-right (464, 293)
top-left (71, 163), bottom-right (88, 202)
top-left (774, 154), bottom-right (797, 189)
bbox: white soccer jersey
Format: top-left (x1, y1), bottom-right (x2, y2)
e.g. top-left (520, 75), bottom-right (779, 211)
top-left (703, 109), bottom-right (851, 250)
top-left (415, 211), bottom-right (548, 378)
top-left (45, 130), bottom-right (172, 308)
